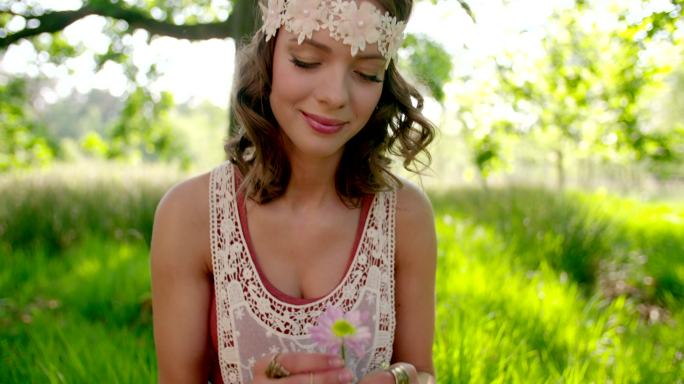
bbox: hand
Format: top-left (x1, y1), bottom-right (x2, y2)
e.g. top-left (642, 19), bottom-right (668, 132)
top-left (252, 352), bottom-right (355, 384)
top-left (358, 363), bottom-right (418, 384)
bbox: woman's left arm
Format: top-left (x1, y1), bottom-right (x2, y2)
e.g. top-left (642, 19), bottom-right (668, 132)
top-left (393, 182), bottom-right (438, 383)
top-left (361, 182), bottom-right (438, 384)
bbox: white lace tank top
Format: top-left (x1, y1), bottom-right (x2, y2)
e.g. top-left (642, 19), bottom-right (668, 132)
top-left (209, 161), bottom-right (397, 383)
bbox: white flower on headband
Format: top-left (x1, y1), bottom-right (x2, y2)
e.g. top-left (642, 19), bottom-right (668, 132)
top-left (337, 2), bottom-right (381, 56)
top-left (330, 0), bottom-right (346, 14)
top-left (285, 0), bottom-right (323, 44)
top-left (261, 0), bottom-right (285, 41)
top-left (381, 16), bottom-right (406, 62)
top-left (260, 0), bottom-right (406, 63)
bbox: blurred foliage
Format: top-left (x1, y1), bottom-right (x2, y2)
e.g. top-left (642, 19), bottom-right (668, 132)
top-left (454, 0), bottom-right (684, 186)
top-left (402, 34), bottom-right (453, 102)
top-left (0, 77), bottom-right (56, 171)
top-left (0, 163), bottom-right (180, 254)
top-left (39, 88), bottom-right (122, 140)
top-left (0, 76), bottom-right (191, 169)
top-left (107, 87), bottom-right (191, 168)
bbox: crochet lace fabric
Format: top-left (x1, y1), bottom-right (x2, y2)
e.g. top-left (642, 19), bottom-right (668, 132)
top-left (209, 162), bottom-right (397, 383)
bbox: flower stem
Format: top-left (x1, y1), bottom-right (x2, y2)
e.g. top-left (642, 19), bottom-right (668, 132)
top-left (341, 340), bottom-right (347, 362)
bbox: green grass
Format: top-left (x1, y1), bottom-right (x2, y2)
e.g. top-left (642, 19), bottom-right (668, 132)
top-left (1, 164), bottom-right (683, 382)
top-left (431, 191), bottom-right (684, 382)
top-left (0, 163), bottom-right (176, 383)
top-left (1, 236), bottom-right (156, 383)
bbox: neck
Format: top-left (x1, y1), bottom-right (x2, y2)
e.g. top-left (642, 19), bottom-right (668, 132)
top-left (282, 149), bottom-right (343, 210)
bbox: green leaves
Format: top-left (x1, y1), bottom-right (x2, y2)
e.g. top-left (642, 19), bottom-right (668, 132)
top-left (31, 32), bottom-right (80, 65)
top-left (490, 1), bottom-right (684, 187)
top-left (107, 87), bottom-right (190, 168)
top-left (402, 33), bottom-right (453, 103)
top-left (0, 78), bottom-right (56, 172)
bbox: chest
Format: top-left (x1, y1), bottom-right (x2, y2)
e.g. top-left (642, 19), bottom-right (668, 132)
top-left (244, 202), bottom-right (363, 300)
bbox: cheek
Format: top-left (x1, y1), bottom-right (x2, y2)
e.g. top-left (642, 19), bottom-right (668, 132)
top-left (270, 62), bottom-right (294, 130)
top-left (352, 85), bottom-right (383, 120)
top-left (271, 56), bottom-right (308, 109)
top-left (271, 63), bottom-right (290, 107)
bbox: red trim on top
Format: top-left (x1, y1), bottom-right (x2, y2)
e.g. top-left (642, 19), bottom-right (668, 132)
top-left (234, 166), bottom-right (373, 305)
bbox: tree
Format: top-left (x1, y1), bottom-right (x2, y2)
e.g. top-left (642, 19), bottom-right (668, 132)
top-left (0, 1), bottom-right (259, 48)
top-left (0, 77), bottom-right (55, 171)
top-left (477, 0), bottom-right (683, 188)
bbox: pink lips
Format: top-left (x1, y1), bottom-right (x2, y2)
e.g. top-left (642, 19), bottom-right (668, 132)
top-left (301, 111), bottom-right (347, 134)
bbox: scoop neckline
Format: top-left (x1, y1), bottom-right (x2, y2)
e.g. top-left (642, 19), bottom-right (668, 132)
top-left (232, 165), bottom-right (374, 306)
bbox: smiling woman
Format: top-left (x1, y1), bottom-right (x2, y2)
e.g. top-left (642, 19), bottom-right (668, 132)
top-left (150, 1), bottom-right (438, 383)
top-left (269, 30), bottom-right (385, 161)
top-left (227, 0), bottom-right (434, 206)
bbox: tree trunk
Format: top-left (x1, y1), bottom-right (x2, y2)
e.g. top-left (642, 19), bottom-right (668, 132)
top-left (555, 148), bottom-right (565, 190)
top-left (226, 1), bottom-right (259, 145)
top-left (585, 156), bottom-right (595, 190)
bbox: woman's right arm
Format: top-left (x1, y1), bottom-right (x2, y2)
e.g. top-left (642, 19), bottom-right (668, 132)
top-left (150, 177), bottom-right (212, 383)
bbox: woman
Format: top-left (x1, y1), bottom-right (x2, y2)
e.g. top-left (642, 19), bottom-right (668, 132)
top-left (150, 0), bottom-right (437, 383)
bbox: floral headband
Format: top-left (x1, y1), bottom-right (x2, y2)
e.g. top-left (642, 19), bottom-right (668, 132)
top-left (260, 0), bottom-right (407, 66)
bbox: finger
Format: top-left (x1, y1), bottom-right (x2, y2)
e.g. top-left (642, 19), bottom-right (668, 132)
top-left (278, 352), bottom-right (346, 374)
top-left (388, 363), bottom-right (418, 384)
top-left (399, 363), bottom-right (419, 383)
top-left (280, 369), bottom-right (355, 384)
top-left (254, 352), bottom-right (346, 375)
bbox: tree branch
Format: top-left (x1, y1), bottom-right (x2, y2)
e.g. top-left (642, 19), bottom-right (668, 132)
top-left (1, 8), bottom-right (95, 48)
top-left (88, 3), bottom-right (236, 41)
top-left (1, 1), bottom-right (245, 50)
top-left (456, 0), bottom-right (476, 23)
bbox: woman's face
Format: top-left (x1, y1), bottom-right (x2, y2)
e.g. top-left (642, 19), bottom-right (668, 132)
top-left (269, 3), bottom-right (386, 161)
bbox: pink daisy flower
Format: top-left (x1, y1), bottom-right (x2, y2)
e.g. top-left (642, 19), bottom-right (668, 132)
top-left (310, 306), bottom-right (371, 360)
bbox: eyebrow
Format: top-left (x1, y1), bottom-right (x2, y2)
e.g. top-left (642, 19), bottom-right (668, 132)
top-left (288, 38), bottom-right (385, 61)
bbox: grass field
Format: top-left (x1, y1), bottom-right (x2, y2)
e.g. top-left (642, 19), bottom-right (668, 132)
top-left (1, 163), bottom-right (683, 383)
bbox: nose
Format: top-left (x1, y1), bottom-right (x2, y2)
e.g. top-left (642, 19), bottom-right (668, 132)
top-left (313, 65), bottom-right (349, 110)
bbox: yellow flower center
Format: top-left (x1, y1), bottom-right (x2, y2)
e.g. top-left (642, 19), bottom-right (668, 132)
top-left (331, 319), bottom-right (356, 338)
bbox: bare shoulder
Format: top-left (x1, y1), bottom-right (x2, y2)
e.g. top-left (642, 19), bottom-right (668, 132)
top-left (394, 177), bottom-right (437, 266)
top-left (395, 178), bottom-right (435, 234)
top-left (152, 171), bottom-right (212, 272)
top-left (156, 171), bottom-right (211, 222)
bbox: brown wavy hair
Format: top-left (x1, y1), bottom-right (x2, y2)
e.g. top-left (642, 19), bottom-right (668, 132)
top-left (225, 0), bottom-right (435, 207)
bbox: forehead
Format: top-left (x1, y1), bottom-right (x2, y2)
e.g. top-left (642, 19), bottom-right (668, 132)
top-left (279, 29), bottom-right (384, 60)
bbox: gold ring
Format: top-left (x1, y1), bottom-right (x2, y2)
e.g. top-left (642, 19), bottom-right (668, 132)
top-left (388, 364), bottom-right (410, 384)
top-left (265, 353), bottom-right (291, 379)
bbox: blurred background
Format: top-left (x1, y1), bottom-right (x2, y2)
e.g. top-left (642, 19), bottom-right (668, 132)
top-left (1, 0), bottom-right (683, 382)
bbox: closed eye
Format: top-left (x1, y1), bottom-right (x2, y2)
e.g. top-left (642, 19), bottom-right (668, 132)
top-left (357, 72), bottom-right (383, 83)
top-left (290, 57), bottom-right (319, 69)
top-left (291, 57), bottom-right (383, 83)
